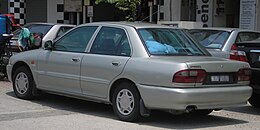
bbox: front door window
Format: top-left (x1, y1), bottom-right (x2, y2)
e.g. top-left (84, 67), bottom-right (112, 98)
top-left (54, 26), bottom-right (98, 53)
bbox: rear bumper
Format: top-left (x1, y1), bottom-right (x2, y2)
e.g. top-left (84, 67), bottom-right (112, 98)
top-left (137, 84), bottom-right (252, 110)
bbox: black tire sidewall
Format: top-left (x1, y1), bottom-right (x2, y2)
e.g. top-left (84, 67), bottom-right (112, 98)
top-left (249, 92), bottom-right (260, 108)
top-left (112, 82), bottom-right (141, 122)
top-left (0, 75), bottom-right (5, 81)
top-left (12, 66), bottom-right (34, 99)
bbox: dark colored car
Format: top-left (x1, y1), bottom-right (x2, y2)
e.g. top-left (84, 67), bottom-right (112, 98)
top-left (236, 40), bottom-right (260, 108)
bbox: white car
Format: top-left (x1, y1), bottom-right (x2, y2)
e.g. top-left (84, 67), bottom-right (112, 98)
top-left (10, 23), bottom-right (75, 51)
top-left (7, 22), bottom-right (252, 121)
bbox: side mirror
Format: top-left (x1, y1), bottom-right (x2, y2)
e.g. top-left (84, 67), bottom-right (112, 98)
top-left (44, 40), bottom-right (53, 50)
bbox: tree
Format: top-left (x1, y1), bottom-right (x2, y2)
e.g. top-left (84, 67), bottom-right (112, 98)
top-left (95, 0), bottom-right (141, 21)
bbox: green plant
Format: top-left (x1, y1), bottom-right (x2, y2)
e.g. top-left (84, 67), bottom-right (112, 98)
top-left (95, 0), bottom-right (141, 21)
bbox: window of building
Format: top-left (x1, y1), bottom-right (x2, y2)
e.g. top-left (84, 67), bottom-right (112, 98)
top-left (57, 4), bottom-right (64, 12)
top-left (159, 0), bottom-right (164, 5)
top-left (181, 0), bottom-right (196, 21)
top-left (57, 20), bottom-right (64, 24)
top-left (160, 13), bottom-right (164, 20)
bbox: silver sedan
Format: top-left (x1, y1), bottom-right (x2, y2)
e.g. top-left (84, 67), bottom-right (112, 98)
top-left (7, 22), bottom-right (252, 122)
top-left (188, 28), bottom-right (260, 61)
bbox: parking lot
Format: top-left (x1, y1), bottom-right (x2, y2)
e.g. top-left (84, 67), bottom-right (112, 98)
top-left (0, 80), bottom-right (260, 130)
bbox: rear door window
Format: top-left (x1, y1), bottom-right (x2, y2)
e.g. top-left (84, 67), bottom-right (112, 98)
top-left (90, 26), bottom-right (131, 56)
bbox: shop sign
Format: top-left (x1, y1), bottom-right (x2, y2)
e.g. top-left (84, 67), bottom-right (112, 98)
top-left (87, 6), bottom-right (93, 17)
top-left (64, 0), bottom-right (82, 12)
top-left (239, 0), bottom-right (256, 30)
top-left (196, 0), bottom-right (213, 27)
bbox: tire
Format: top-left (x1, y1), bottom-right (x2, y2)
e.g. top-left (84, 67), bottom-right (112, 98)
top-left (189, 109), bottom-right (213, 116)
top-left (249, 92), bottom-right (260, 108)
top-left (0, 75), bottom-right (5, 81)
top-left (12, 66), bottom-right (35, 99)
top-left (112, 82), bottom-right (141, 122)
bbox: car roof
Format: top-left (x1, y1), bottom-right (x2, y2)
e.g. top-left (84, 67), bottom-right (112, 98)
top-left (80, 21), bottom-right (179, 29)
top-left (189, 27), bottom-right (260, 33)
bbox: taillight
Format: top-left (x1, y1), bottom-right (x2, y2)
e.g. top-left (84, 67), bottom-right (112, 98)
top-left (173, 69), bottom-right (206, 83)
top-left (238, 68), bottom-right (251, 81)
top-left (230, 44), bottom-right (248, 62)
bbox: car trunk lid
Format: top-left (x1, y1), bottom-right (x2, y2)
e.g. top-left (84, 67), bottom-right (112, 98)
top-left (151, 56), bottom-right (250, 86)
top-left (151, 56), bottom-right (249, 72)
top-left (236, 41), bottom-right (260, 68)
top-left (206, 48), bottom-right (230, 59)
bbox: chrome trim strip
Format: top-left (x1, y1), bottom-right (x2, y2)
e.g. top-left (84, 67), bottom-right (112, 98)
top-left (250, 50), bottom-right (260, 53)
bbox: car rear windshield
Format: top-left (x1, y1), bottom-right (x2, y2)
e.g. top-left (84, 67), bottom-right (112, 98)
top-left (13, 24), bottom-right (53, 36)
top-left (188, 29), bottom-right (230, 49)
top-left (138, 28), bottom-right (206, 56)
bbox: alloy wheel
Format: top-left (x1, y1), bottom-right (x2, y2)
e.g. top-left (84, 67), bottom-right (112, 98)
top-left (116, 89), bottom-right (135, 116)
top-left (15, 72), bottom-right (29, 95)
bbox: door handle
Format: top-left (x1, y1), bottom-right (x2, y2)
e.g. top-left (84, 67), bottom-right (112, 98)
top-left (72, 58), bottom-right (80, 62)
top-left (112, 61), bottom-right (121, 66)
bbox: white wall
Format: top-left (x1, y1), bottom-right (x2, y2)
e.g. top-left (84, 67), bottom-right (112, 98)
top-left (213, 0), bottom-right (226, 27)
top-left (256, 0), bottom-right (260, 31)
top-left (213, 16), bottom-right (226, 27)
top-left (47, 0), bottom-right (63, 23)
top-left (161, 0), bottom-right (181, 21)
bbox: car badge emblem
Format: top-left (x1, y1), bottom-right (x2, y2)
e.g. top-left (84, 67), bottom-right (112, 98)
top-left (220, 65), bottom-right (223, 68)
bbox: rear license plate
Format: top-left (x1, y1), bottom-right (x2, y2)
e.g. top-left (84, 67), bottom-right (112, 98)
top-left (211, 75), bottom-right (230, 82)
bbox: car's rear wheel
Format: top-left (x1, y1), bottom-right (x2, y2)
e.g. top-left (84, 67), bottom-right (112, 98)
top-left (13, 66), bottom-right (35, 99)
top-left (0, 70), bottom-right (5, 80)
top-left (112, 82), bottom-right (141, 122)
top-left (249, 92), bottom-right (260, 108)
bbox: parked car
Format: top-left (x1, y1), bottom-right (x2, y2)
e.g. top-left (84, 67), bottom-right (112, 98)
top-left (188, 28), bottom-right (260, 108)
top-left (7, 22), bottom-right (252, 121)
top-left (188, 28), bottom-right (260, 62)
top-left (236, 40), bottom-right (260, 108)
top-left (10, 23), bottom-right (75, 52)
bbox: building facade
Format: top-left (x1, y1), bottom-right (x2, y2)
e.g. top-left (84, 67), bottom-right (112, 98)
top-left (0, 0), bottom-right (63, 25)
top-left (0, 0), bottom-right (260, 31)
top-left (160, 0), bottom-right (259, 30)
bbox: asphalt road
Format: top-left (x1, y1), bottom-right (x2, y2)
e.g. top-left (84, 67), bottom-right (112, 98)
top-left (0, 80), bottom-right (260, 130)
